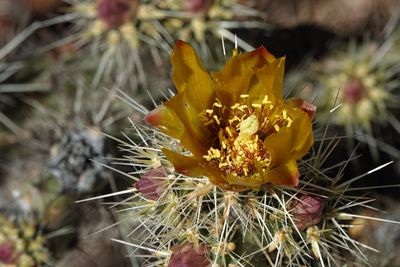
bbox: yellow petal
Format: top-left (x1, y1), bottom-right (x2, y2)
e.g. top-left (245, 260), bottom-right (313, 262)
top-left (250, 57), bottom-right (285, 104)
top-left (285, 105), bottom-right (314, 159)
top-left (211, 56), bottom-right (253, 105)
top-left (162, 148), bottom-right (204, 176)
top-left (163, 148), bottom-right (236, 189)
top-left (263, 105), bottom-right (313, 167)
top-left (265, 159), bottom-right (299, 186)
top-left (225, 173), bottom-right (264, 189)
top-left (144, 105), bottom-right (184, 139)
top-left (171, 40), bottom-right (215, 111)
top-left (164, 91), bottom-right (210, 156)
top-left (211, 46), bottom-right (277, 106)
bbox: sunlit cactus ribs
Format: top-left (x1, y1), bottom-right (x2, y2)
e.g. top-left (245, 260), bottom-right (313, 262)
top-left (104, 40), bottom-right (398, 266)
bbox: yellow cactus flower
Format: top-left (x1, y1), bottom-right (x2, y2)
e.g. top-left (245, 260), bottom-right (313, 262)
top-left (146, 40), bottom-right (314, 191)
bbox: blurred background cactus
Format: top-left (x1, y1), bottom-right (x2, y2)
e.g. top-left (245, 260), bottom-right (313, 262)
top-left (1, 0), bottom-right (400, 266)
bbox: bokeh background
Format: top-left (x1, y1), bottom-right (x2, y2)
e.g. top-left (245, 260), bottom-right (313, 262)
top-left (1, 0), bottom-right (400, 266)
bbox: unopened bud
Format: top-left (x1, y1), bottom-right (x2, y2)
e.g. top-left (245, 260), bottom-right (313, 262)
top-left (0, 242), bottom-right (17, 264)
top-left (291, 195), bottom-right (325, 231)
top-left (169, 243), bottom-right (210, 267)
top-left (97, 0), bottom-right (138, 29)
top-left (134, 168), bottom-right (168, 201)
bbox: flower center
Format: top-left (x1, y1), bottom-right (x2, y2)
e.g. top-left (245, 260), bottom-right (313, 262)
top-left (200, 94), bottom-right (294, 177)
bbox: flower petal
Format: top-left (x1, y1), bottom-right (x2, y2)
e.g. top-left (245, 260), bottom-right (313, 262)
top-left (288, 98), bottom-right (317, 120)
top-left (163, 148), bottom-right (235, 189)
top-left (250, 57), bottom-right (285, 103)
top-left (164, 92), bottom-right (210, 156)
top-left (264, 104), bottom-right (313, 167)
top-left (225, 173), bottom-right (265, 189)
top-left (172, 40), bottom-right (215, 111)
top-left (265, 159), bottom-right (300, 186)
top-left (211, 46), bottom-right (277, 106)
top-left (144, 105), bottom-right (184, 139)
top-left (162, 148), bottom-right (205, 176)
top-left (285, 105), bottom-right (314, 159)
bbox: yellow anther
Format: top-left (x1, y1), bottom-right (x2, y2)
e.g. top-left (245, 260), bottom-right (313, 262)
top-left (202, 119), bottom-right (214, 126)
top-left (240, 94), bottom-right (249, 98)
top-left (287, 117), bottom-right (293, 127)
top-left (230, 103), bottom-right (240, 109)
top-left (213, 115), bottom-right (221, 125)
top-left (262, 95), bottom-right (270, 104)
top-left (205, 109), bottom-right (214, 114)
top-left (221, 141), bottom-right (227, 149)
top-left (225, 127), bottom-right (233, 137)
top-left (213, 102), bottom-right (222, 108)
top-left (228, 116), bottom-right (240, 124)
top-left (219, 162), bottom-right (229, 168)
top-left (282, 110), bottom-right (288, 119)
top-left (238, 105), bottom-right (248, 111)
top-left (251, 103), bottom-right (262, 108)
top-left (274, 124), bottom-right (280, 132)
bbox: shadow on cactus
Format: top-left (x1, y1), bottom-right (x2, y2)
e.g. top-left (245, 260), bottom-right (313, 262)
top-left (86, 41), bottom-right (399, 266)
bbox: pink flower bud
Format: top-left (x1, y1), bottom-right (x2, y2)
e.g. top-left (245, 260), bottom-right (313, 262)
top-left (0, 242), bottom-right (17, 264)
top-left (96, 0), bottom-right (138, 29)
top-left (183, 0), bottom-right (212, 14)
top-left (169, 243), bottom-right (209, 267)
top-left (291, 195), bottom-right (325, 231)
top-left (343, 78), bottom-right (365, 104)
top-left (134, 168), bottom-right (167, 201)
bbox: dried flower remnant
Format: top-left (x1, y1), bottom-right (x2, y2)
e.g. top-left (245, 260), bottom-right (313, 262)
top-left (146, 40), bottom-right (314, 190)
top-left (48, 129), bottom-right (106, 193)
top-left (169, 243), bottom-right (210, 267)
top-left (134, 168), bottom-right (168, 201)
top-left (290, 195), bottom-right (325, 231)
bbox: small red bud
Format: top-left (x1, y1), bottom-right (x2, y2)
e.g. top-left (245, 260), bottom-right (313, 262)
top-left (183, 0), bottom-right (212, 14)
top-left (290, 98), bottom-right (317, 120)
top-left (343, 78), bottom-right (365, 104)
top-left (134, 168), bottom-right (168, 201)
top-left (96, 0), bottom-right (138, 29)
top-left (291, 195), bottom-right (325, 231)
top-left (169, 243), bottom-right (209, 267)
top-left (0, 242), bottom-right (17, 264)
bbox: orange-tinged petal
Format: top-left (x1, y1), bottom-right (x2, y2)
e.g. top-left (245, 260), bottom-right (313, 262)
top-left (265, 159), bottom-right (300, 186)
top-left (164, 92), bottom-right (210, 156)
top-left (287, 98), bottom-right (317, 120)
top-left (171, 40), bottom-right (215, 111)
top-left (144, 105), bottom-right (184, 139)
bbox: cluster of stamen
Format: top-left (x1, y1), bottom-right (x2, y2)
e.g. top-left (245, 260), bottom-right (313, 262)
top-left (200, 94), bottom-right (294, 178)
